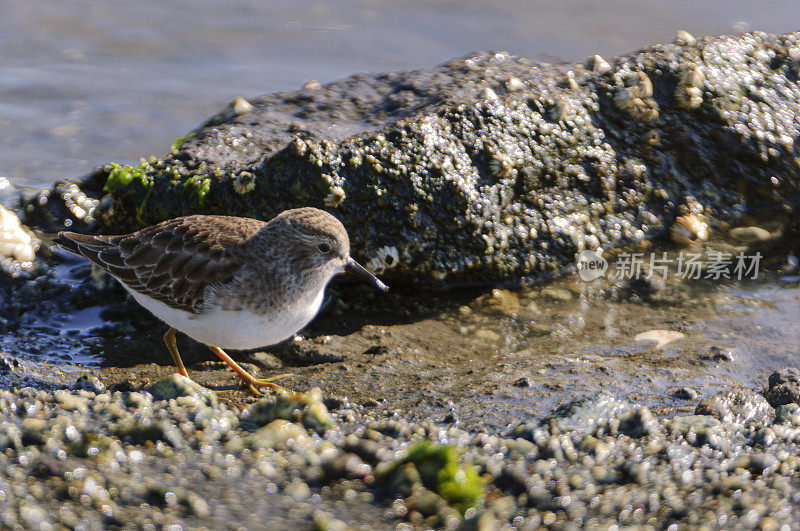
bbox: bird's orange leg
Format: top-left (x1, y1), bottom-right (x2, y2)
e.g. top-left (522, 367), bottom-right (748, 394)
top-left (163, 328), bottom-right (189, 377)
top-left (208, 346), bottom-right (292, 396)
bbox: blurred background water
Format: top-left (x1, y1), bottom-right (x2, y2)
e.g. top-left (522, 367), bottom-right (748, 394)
top-left (1, 0), bottom-right (799, 195)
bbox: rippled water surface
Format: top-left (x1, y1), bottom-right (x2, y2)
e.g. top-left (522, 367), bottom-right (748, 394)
top-left (1, 0), bottom-right (800, 193)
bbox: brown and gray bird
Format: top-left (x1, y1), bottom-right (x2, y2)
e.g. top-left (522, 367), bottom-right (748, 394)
top-left (57, 207), bottom-right (388, 394)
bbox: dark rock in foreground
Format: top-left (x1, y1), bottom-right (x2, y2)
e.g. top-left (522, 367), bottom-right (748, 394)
top-left (27, 31), bottom-right (800, 283)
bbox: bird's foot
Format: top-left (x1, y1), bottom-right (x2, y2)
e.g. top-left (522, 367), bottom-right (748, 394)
top-left (239, 372), bottom-right (293, 396)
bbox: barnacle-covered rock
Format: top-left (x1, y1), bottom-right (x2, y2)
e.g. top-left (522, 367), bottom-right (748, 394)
top-left (29, 31), bottom-right (800, 284)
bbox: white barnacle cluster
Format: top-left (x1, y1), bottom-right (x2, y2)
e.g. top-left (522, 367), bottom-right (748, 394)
top-left (674, 63), bottom-right (705, 110)
top-left (366, 246), bottom-right (400, 274)
top-left (613, 70), bottom-right (659, 122)
top-left (232, 171), bottom-right (256, 194)
top-left (0, 204), bottom-right (37, 263)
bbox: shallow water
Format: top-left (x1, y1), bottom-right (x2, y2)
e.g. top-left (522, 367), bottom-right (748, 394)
top-left (5, 244), bottom-right (798, 427)
top-left (1, 0), bottom-right (800, 193)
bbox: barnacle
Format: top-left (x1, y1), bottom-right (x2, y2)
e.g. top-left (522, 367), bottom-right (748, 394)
top-left (324, 186), bottom-right (346, 207)
top-left (232, 172), bottom-right (256, 194)
top-left (505, 77), bottom-right (524, 92)
top-left (679, 64), bottom-right (705, 87)
top-left (674, 30), bottom-right (697, 45)
top-left (589, 54), bottom-right (611, 74)
top-left (671, 214), bottom-right (708, 245)
top-left (548, 95), bottom-right (572, 122)
top-left (674, 64), bottom-right (705, 110)
top-left (366, 246), bottom-right (400, 274)
top-left (675, 86), bottom-right (703, 110)
top-left (489, 153), bottom-right (514, 178)
top-left (624, 71), bottom-right (653, 98)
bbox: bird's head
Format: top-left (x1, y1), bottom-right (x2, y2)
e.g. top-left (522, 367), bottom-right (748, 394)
top-left (266, 207), bottom-right (388, 291)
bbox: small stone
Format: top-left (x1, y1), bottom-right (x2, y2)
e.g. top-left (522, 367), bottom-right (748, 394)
top-left (775, 403), bottom-right (800, 425)
top-left (513, 377), bottom-right (532, 388)
top-left (701, 345), bottom-right (738, 362)
top-left (108, 381), bottom-right (136, 393)
top-left (671, 387), bottom-right (699, 400)
top-left (765, 368), bottom-right (800, 407)
top-left (230, 96), bottom-right (253, 115)
top-left (618, 407), bottom-right (660, 438)
top-left (674, 30), bottom-right (697, 45)
top-left (146, 374), bottom-right (217, 406)
top-left (542, 288), bottom-right (573, 301)
top-left (486, 289), bottom-right (520, 314)
top-left (634, 329), bottom-right (684, 349)
top-left (54, 390), bottom-right (88, 413)
top-left (73, 374), bottom-right (105, 394)
top-left (313, 511), bottom-right (348, 531)
top-left (242, 387), bottom-right (333, 433)
top-left (245, 351), bottom-right (284, 370)
top-left (227, 419), bottom-right (309, 451)
top-left (284, 479), bottom-right (311, 501)
top-left (474, 329), bottom-right (500, 341)
top-left (729, 226), bottom-right (773, 244)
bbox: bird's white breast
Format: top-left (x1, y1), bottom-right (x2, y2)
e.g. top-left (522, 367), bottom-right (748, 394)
top-left (123, 284), bottom-right (326, 350)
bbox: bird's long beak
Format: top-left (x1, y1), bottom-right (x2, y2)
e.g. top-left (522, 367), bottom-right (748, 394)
top-left (345, 257), bottom-right (389, 291)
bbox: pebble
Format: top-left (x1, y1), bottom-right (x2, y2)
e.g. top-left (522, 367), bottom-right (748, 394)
top-left (0, 365), bottom-right (798, 528)
top-left (701, 345), bottom-right (738, 362)
top-left (729, 226), bottom-right (773, 244)
top-left (541, 288), bottom-right (573, 302)
top-left (474, 329), bottom-right (500, 341)
top-left (634, 329), bottom-right (685, 349)
top-left (764, 368), bottom-right (800, 407)
top-left (671, 387), bottom-right (699, 400)
top-left (245, 351), bottom-right (284, 370)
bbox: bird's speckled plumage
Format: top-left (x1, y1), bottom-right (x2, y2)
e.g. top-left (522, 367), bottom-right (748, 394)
top-left (57, 207), bottom-right (387, 392)
top-left (57, 208), bottom-right (350, 316)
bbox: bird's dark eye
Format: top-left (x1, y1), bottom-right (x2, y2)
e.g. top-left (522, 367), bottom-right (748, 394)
top-left (317, 242), bottom-right (331, 254)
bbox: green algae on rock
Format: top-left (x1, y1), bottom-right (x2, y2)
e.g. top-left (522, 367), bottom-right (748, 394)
top-left (29, 31), bottom-right (800, 283)
top-left (375, 440), bottom-right (484, 514)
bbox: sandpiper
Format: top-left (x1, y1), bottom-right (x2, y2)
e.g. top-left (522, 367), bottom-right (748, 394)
top-left (57, 207), bottom-right (388, 394)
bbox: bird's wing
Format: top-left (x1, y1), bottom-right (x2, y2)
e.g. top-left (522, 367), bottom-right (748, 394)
top-left (57, 216), bottom-right (252, 313)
